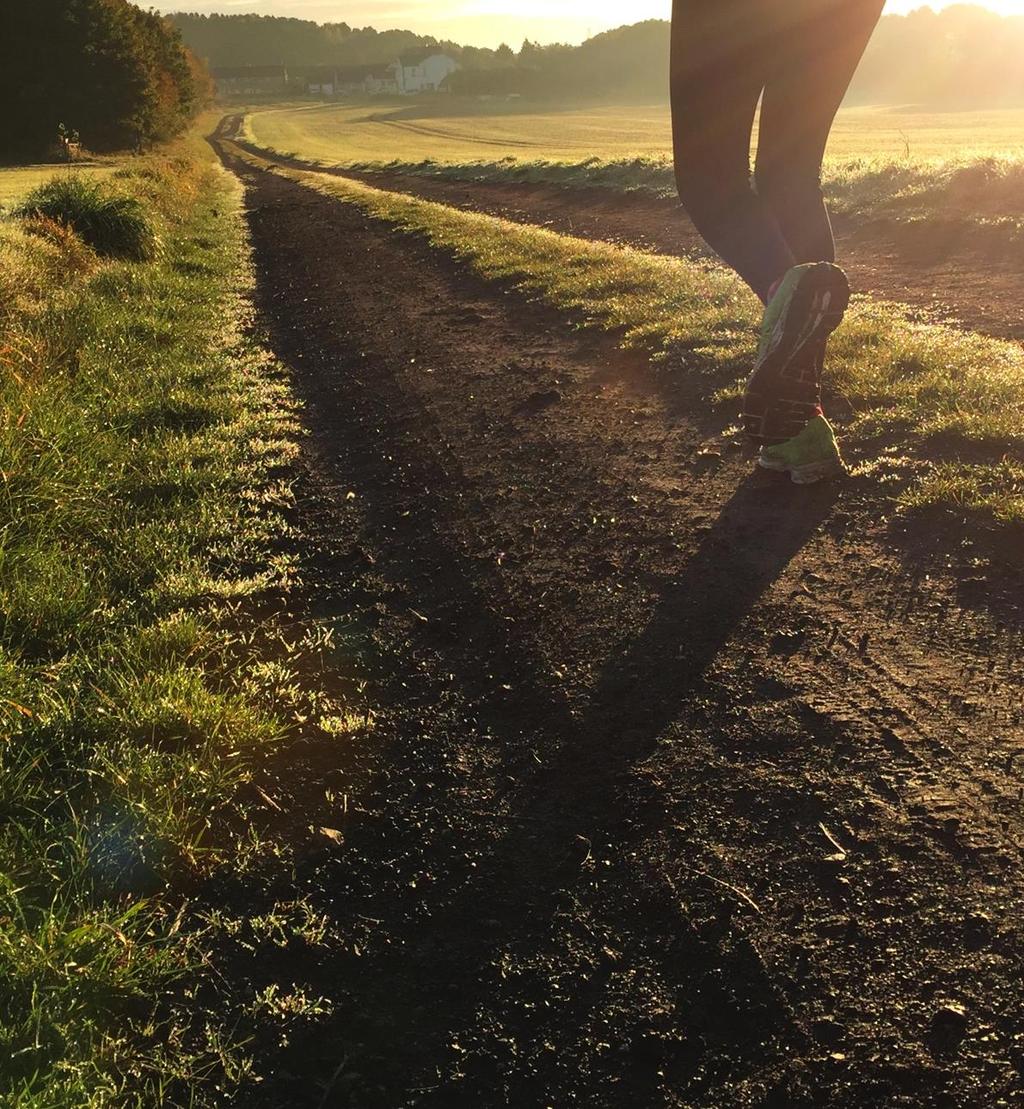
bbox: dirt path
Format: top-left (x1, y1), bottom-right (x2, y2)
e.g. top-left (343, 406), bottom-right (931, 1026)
top-left (225, 122), bottom-right (1024, 343)
top-left (210, 144), bottom-right (1024, 1107)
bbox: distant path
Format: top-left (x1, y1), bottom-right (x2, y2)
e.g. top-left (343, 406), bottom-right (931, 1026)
top-left (224, 117), bottom-right (1024, 342)
top-left (208, 134), bottom-right (1024, 1107)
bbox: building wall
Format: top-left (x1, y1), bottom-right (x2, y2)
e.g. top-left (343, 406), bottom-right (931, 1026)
top-left (365, 75), bottom-right (399, 95)
top-left (398, 55), bottom-right (458, 94)
top-left (216, 77), bottom-right (287, 97)
top-left (421, 54), bottom-right (458, 92)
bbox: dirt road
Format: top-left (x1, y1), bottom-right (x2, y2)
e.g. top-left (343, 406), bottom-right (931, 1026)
top-left (210, 144), bottom-right (1024, 1106)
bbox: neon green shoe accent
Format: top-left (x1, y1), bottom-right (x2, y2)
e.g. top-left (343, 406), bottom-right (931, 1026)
top-left (755, 263), bottom-right (843, 363)
top-left (756, 265), bottom-right (807, 360)
top-left (757, 414), bottom-right (845, 484)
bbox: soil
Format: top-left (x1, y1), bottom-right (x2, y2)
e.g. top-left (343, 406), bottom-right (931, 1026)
top-left (223, 121), bottom-right (1024, 344)
top-left (206, 142), bottom-right (1024, 1107)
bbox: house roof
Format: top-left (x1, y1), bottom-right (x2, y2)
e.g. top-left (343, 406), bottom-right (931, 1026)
top-left (398, 49), bottom-right (454, 67)
top-left (212, 65), bottom-right (287, 80)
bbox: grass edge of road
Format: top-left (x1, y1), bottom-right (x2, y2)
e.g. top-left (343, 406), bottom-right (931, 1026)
top-left (0, 132), bottom-right (354, 1102)
top-left (224, 141), bottom-right (1024, 529)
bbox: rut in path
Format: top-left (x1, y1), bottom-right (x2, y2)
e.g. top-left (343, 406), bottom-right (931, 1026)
top-left (212, 147), bottom-right (1024, 1108)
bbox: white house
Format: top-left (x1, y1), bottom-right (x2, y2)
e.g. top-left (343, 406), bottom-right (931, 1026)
top-left (394, 52), bottom-right (458, 94)
top-left (303, 54), bottom-right (456, 99)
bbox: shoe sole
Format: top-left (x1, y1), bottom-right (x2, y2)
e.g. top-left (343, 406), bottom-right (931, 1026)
top-left (768, 263), bottom-right (850, 378)
top-left (757, 454), bottom-right (845, 483)
top-left (790, 458), bottom-right (846, 485)
top-left (743, 264), bottom-right (851, 443)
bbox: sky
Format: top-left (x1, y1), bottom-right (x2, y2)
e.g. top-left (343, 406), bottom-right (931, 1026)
top-left (152, 0), bottom-right (1024, 49)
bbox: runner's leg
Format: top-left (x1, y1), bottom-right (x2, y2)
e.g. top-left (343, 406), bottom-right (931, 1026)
top-left (751, 0), bottom-right (884, 417)
top-left (754, 0), bottom-right (885, 267)
top-left (670, 0), bottom-right (793, 302)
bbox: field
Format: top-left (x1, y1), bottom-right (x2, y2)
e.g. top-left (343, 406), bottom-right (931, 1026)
top-left (6, 100), bottom-right (1024, 1105)
top-left (247, 99), bottom-right (1024, 165)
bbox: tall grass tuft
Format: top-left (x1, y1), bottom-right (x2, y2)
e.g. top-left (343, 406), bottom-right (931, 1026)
top-left (15, 175), bottom-right (160, 261)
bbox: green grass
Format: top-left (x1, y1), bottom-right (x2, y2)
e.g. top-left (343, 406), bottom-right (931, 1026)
top-left (245, 100), bottom-right (1024, 227)
top-left (15, 175), bottom-right (160, 260)
top-left (0, 138), bottom-right (313, 1101)
top-left (229, 143), bottom-right (1024, 525)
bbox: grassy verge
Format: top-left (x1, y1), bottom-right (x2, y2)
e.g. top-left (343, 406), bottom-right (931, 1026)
top-left (336, 153), bottom-right (1024, 227)
top-left (226, 142), bottom-right (1024, 526)
top-left (0, 133), bottom-right (325, 1102)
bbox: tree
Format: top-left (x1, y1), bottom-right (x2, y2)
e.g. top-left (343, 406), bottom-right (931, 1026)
top-left (0, 0), bottom-right (208, 158)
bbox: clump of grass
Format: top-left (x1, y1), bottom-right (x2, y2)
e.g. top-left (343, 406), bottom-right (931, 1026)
top-left (228, 144), bottom-right (1024, 525)
top-left (15, 175), bottom-right (160, 261)
top-left (899, 459), bottom-right (1024, 524)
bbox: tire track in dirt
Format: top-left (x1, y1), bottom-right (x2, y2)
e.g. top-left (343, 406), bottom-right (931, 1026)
top-left (214, 144), bottom-right (1024, 1107)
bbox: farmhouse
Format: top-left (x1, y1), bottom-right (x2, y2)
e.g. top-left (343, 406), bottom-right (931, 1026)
top-left (364, 62), bottom-right (401, 96)
top-left (306, 66), bottom-right (338, 97)
top-left (304, 53), bottom-right (459, 99)
top-left (395, 51), bottom-right (458, 94)
top-left (213, 65), bottom-right (288, 98)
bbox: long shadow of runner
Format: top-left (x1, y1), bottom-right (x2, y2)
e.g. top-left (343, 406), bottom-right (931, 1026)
top-left (400, 474), bottom-right (842, 1103)
top-left (580, 472), bottom-right (839, 759)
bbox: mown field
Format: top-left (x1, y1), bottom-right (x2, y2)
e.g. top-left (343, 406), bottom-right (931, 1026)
top-left (247, 100), bottom-right (1024, 164)
top-left (243, 100), bottom-right (1024, 226)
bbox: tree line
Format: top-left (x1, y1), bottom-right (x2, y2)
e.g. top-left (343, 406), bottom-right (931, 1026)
top-left (0, 0), bottom-right (210, 159)
top-left (169, 5), bottom-right (1024, 109)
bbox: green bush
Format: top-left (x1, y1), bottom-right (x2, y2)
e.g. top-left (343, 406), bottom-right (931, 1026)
top-left (15, 176), bottom-right (160, 261)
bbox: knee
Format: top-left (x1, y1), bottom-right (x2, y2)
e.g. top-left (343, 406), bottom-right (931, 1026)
top-left (754, 163), bottom-right (824, 211)
top-left (675, 164), bottom-right (741, 234)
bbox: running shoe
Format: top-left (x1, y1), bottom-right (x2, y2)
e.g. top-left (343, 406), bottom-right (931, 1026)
top-left (743, 262), bottom-right (850, 446)
top-left (757, 413), bottom-right (845, 484)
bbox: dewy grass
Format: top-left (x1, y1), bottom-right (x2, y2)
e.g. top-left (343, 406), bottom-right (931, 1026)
top-left (14, 175), bottom-right (160, 261)
top-left (0, 138), bottom-right (304, 1101)
top-left (230, 143), bottom-right (1024, 524)
top-left (332, 153), bottom-right (1024, 229)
